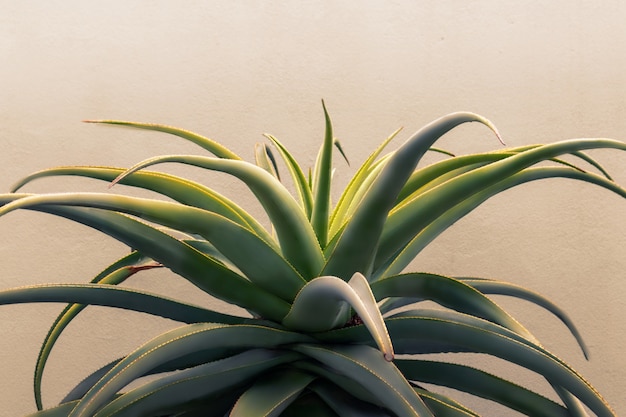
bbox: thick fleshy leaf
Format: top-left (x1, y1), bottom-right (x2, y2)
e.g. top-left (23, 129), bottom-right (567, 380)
top-left (311, 381), bottom-right (393, 417)
top-left (10, 166), bottom-right (273, 243)
top-left (230, 368), bottom-right (316, 417)
top-left (0, 193), bottom-right (306, 302)
top-left (371, 273), bottom-right (536, 342)
top-left (329, 128), bottom-right (401, 238)
top-left (310, 100), bottom-right (334, 247)
top-left (397, 359), bottom-right (568, 417)
top-left (294, 344), bottom-right (435, 417)
top-left (0, 284), bottom-right (245, 324)
top-left (84, 120), bottom-right (242, 159)
top-left (264, 133), bottom-right (314, 217)
top-left (93, 349), bottom-right (300, 417)
top-left (0, 203), bottom-right (291, 321)
top-left (375, 138), bottom-right (626, 269)
top-left (412, 387), bottom-right (478, 417)
top-left (459, 276), bottom-right (590, 359)
top-left (282, 273), bottom-right (393, 361)
top-left (375, 166), bottom-right (626, 277)
top-left (255, 142), bottom-right (280, 179)
top-left (110, 154), bottom-right (324, 279)
top-left (69, 324), bottom-right (311, 417)
top-left (323, 112), bottom-right (501, 279)
top-left (34, 252), bottom-right (157, 410)
top-left (386, 311), bottom-right (614, 417)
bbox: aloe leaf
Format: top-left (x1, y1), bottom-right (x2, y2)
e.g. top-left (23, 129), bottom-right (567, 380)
top-left (230, 368), bottom-right (316, 417)
top-left (282, 273), bottom-right (393, 361)
top-left (459, 276), bottom-right (590, 359)
top-left (323, 112), bottom-right (501, 279)
top-left (93, 349), bottom-right (300, 417)
top-left (34, 252), bottom-right (156, 410)
top-left (397, 359), bottom-right (569, 417)
top-left (0, 203), bottom-right (291, 321)
top-left (294, 344), bottom-right (435, 417)
top-left (383, 312), bottom-right (615, 417)
top-left (255, 142), bottom-right (280, 180)
top-left (0, 284), bottom-right (246, 324)
top-left (376, 165), bottom-right (626, 276)
top-left (84, 120), bottom-right (242, 160)
top-left (370, 273), bottom-right (537, 343)
top-left (329, 128), bottom-right (401, 237)
top-left (411, 387), bottom-right (479, 417)
top-left (376, 138), bottom-right (626, 269)
top-left (111, 155), bottom-right (324, 279)
top-left (311, 381), bottom-right (393, 417)
top-left (10, 166), bottom-right (273, 243)
top-left (310, 100), bottom-right (334, 247)
top-left (69, 323), bottom-right (311, 417)
top-left (264, 133), bottom-right (314, 217)
top-left (25, 401), bottom-right (77, 417)
top-left (0, 193), bottom-right (306, 302)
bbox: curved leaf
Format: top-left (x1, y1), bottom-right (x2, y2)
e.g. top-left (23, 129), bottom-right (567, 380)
top-left (93, 349), bottom-right (300, 417)
top-left (264, 133), bottom-right (314, 217)
top-left (84, 120), bottom-right (242, 159)
top-left (375, 166), bottom-right (626, 277)
top-left (230, 368), bottom-right (316, 417)
top-left (375, 139), bottom-right (626, 269)
top-left (69, 323), bottom-right (311, 417)
top-left (0, 203), bottom-right (291, 321)
top-left (371, 272), bottom-right (536, 343)
top-left (0, 283), bottom-right (245, 324)
top-left (459, 276), bottom-right (590, 359)
top-left (110, 155), bottom-right (324, 279)
top-left (323, 112), bottom-right (501, 279)
top-left (294, 344), bottom-right (434, 417)
top-left (0, 192), bottom-right (306, 302)
top-left (282, 273), bottom-right (393, 361)
top-left (9, 166), bottom-right (273, 243)
top-left (397, 359), bottom-right (569, 417)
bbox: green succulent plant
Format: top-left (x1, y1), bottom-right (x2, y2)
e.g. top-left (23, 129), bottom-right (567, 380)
top-left (1, 103), bottom-right (624, 417)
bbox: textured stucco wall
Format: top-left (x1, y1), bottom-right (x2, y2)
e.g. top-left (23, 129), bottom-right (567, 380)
top-left (1, 2), bottom-right (624, 415)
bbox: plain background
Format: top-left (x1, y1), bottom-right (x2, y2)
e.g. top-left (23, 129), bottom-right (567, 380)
top-left (1, 1), bottom-right (624, 416)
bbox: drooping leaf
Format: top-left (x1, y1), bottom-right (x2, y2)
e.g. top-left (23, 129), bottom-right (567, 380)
top-left (110, 155), bottom-right (324, 279)
top-left (84, 120), bottom-right (242, 159)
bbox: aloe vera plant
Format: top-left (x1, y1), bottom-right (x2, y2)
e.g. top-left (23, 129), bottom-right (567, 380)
top-left (1, 103), bottom-right (624, 416)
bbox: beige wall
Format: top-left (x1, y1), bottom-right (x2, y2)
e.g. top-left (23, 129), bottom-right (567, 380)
top-left (1, 1), bottom-right (624, 415)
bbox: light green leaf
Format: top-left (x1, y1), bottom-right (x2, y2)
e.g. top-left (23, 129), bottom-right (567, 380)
top-left (0, 203), bottom-right (291, 321)
top-left (255, 142), bottom-right (280, 180)
top-left (110, 154), bottom-right (324, 279)
top-left (375, 138), bottom-right (626, 269)
top-left (329, 128), bottom-right (401, 237)
top-left (323, 112), bottom-right (501, 279)
top-left (84, 120), bottom-right (242, 159)
top-left (310, 100), bottom-right (334, 247)
top-left (264, 133), bottom-right (314, 217)
top-left (0, 192), bottom-right (306, 302)
top-left (375, 166), bottom-right (626, 277)
top-left (10, 166), bottom-right (272, 243)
